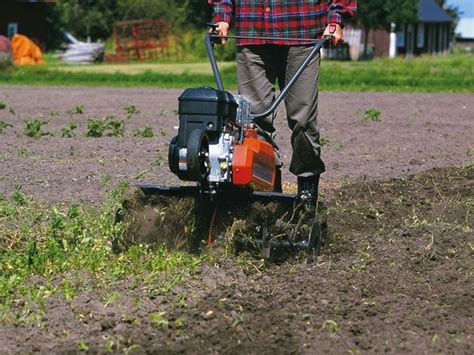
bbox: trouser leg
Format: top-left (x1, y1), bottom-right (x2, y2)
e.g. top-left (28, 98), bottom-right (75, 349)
top-left (237, 45), bottom-right (283, 171)
top-left (237, 45), bottom-right (278, 133)
top-left (283, 46), bottom-right (325, 177)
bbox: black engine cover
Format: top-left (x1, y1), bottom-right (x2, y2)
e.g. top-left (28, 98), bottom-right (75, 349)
top-left (177, 87), bottom-right (237, 147)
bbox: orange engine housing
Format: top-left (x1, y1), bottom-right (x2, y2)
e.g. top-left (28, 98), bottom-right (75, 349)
top-left (232, 128), bottom-right (276, 191)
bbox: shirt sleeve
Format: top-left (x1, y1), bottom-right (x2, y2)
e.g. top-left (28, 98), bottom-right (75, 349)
top-left (327, 0), bottom-right (357, 27)
top-left (208, 0), bottom-right (234, 25)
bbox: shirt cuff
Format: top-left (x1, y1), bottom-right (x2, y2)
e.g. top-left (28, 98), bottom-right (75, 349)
top-left (328, 12), bottom-right (344, 27)
top-left (214, 13), bottom-right (232, 25)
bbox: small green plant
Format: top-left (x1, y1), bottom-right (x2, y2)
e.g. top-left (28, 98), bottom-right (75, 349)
top-left (85, 116), bottom-right (124, 137)
top-left (103, 291), bottom-right (122, 307)
top-left (11, 187), bottom-right (27, 206)
top-left (364, 108), bottom-right (382, 121)
top-left (0, 101), bottom-right (6, 110)
top-left (133, 127), bottom-right (154, 138)
top-left (320, 137), bottom-right (330, 146)
top-left (322, 319), bottom-right (340, 333)
top-left (107, 118), bottom-right (125, 137)
top-left (78, 341), bottom-right (89, 351)
top-left (61, 121), bottom-right (78, 138)
top-left (133, 170), bottom-right (148, 180)
top-left (24, 119), bottom-right (52, 139)
top-left (159, 128), bottom-right (168, 137)
top-left (17, 148), bottom-right (28, 157)
top-left (0, 120), bottom-right (13, 134)
top-left (66, 105), bottom-right (85, 115)
top-left (154, 153), bottom-right (165, 166)
top-left (100, 173), bottom-right (112, 186)
top-left (85, 117), bottom-right (106, 137)
top-left (148, 312), bottom-right (169, 329)
top-left (123, 105), bottom-right (140, 116)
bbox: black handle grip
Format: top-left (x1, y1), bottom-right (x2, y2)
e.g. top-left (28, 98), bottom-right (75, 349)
top-left (206, 23), bottom-right (218, 32)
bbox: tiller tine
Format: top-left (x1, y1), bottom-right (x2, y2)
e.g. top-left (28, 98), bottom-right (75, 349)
top-left (115, 184), bottom-right (322, 262)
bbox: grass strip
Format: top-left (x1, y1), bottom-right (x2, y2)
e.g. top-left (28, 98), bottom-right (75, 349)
top-left (1, 54), bottom-right (472, 92)
top-left (0, 185), bottom-right (202, 326)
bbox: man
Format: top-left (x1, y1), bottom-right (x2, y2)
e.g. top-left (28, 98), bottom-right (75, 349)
top-left (209, 0), bottom-right (357, 205)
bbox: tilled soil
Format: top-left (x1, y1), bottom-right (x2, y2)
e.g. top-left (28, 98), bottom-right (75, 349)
top-left (0, 86), bottom-right (472, 202)
top-left (0, 166), bottom-right (472, 354)
top-left (0, 86), bottom-right (473, 353)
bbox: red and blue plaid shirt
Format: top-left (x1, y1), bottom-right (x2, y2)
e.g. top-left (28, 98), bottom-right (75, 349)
top-left (209, 0), bottom-right (357, 45)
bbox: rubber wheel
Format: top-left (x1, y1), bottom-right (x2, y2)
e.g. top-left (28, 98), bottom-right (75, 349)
top-left (186, 129), bottom-right (210, 182)
top-left (308, 221), bottom-right (322, 257)
top-left (168, 135), bottom-right (178, 174)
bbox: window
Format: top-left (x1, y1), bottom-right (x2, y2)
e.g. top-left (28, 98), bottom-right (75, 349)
top-left (397, 30), bottom-right (405, 47)
top-left (417, 23), bottom-right (425, 48)
top-left (7, 23), bottom-right (18, 39)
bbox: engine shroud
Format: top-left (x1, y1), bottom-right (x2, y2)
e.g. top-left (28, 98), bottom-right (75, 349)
top-left (176, 87), bottom-right (237, 147)
top-left (169, 86), bottom-right (276, 191)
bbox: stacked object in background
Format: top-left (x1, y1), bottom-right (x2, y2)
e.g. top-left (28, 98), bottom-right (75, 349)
top-left (57, 32), bottom-right (104, 64)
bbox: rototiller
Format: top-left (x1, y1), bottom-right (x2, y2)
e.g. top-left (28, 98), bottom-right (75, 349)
top-left (117, 31), bottom-right (331, 261)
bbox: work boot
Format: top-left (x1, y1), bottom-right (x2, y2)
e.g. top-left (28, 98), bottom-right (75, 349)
top-left (297, 175), bottom-right (320, 207)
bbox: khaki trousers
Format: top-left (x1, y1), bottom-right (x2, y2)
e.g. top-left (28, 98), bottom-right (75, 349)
top-left (237, 45), bottom-right (326, 177)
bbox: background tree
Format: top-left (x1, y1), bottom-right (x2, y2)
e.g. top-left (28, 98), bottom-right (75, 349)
top-left (50, 0), bottom-right (212, 43)
top-left (117, 0), bottom-right (211, 30)
top-left (356, 0), bottom-right (418, 59)
top-left (434, 0), bottom-right (460, 20)
top-left (434, 0), bottom-right (460, 37)
top-left (55, 0), bottom-right (118, 41)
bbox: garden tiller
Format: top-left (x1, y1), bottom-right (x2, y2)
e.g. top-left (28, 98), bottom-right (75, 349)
top-left (116, 30), bottom-right (331, 261)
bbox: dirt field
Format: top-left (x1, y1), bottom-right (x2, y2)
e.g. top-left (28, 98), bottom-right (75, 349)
top-left (0, 86), bottom-right (472, 202)
top-left (0, 86), bottom-right (473, 353)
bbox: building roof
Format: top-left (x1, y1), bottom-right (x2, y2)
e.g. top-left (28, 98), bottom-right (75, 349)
top-left (456, 17), bottom-right (474, 39)
top-left (419, 0), bottom-right (453, 23)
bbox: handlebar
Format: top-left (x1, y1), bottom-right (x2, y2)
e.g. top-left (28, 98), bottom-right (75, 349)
top-left (204, 32), bottom-right (331, 119)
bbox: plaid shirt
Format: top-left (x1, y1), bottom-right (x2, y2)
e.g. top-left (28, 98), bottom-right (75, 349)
top-left (209, 0), bottom-right (357, 45)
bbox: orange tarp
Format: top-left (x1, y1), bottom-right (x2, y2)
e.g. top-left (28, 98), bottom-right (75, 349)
top-left (11, 34), bottom-right (45, 66)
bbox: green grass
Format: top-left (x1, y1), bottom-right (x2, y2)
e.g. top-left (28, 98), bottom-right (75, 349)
top-left (0, 53), bottom-right (472, 92)
top-left (0, 185), bottom-right (203, 326)
top-left (321, 54), bottom-right (474, 92)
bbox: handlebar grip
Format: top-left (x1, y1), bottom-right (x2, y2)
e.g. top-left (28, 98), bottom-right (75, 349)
top-left (206, 23), bottom-right (218, 32)
top-left (323, 35), bottom-right (332, 49)
top-left (206, 23), bottom-right (224, 45)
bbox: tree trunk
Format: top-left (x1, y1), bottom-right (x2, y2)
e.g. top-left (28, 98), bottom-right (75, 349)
top-left (364, 28), bottom-right (370, 60)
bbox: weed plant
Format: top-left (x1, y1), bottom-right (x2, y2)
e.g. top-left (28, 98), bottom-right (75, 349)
top-left (0, 101), bottom-right (6, 110)
top-left (66, 105), bottom-right (85, 115)
top-left (0, 120), bottom-right (13, 134)
top-left (133, 127), bottom-right (154, 138)
top-left (24, 119), bottom-right (52, 139)
top-left (0, 185), bottom-right (202, 326)
top-left (61, 121), bottom-right (78, 138)
top-left (124, 105), bottom-right (140, 115)
top-left (85, 116), bottom-right (124, 137)
top-left (320, 137), bottom-right (330, 146)
top-left (364, 108), bottom-right (381, 121)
